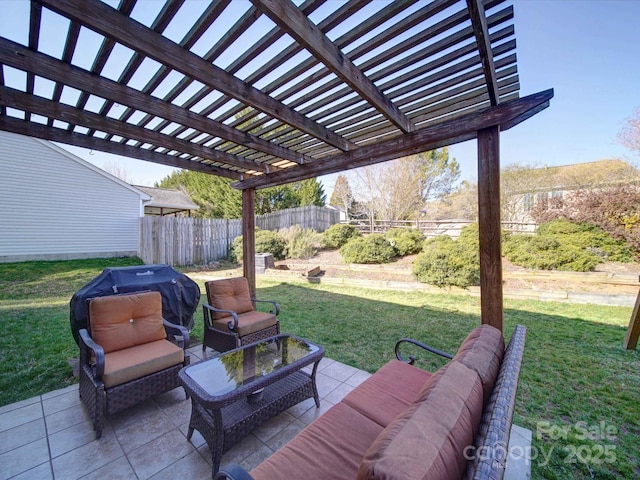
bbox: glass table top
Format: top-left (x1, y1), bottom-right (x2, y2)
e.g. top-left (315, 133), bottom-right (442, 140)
top-left (185, 335), bottom-right (321, 398)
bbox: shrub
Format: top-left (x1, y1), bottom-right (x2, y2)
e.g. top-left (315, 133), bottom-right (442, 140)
top-left (531, 184), bottom-right (640, 257)
top-left (279, 225), bottom-right (324, 259)
top-left (503, 234), bottom-right (601, 271)
top-left (231, 229), bottom-right (286, 262)
top-left (536, 218), bottom-right (585, 236)
top-left (339, 234), bottom-right (395, 264)
top-left (412, 235), bottom-right (479, 288)
top-left (323, 223), bottom-right (361, 249)
top-left (385, 228), bottom-right (424, 256)
top-left (456, 222), bottom-right (480, 250)
top-left (537, 219), bottom-right (633, 262)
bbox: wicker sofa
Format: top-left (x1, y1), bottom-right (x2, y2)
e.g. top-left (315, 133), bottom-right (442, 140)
top-left (214, 324), bottom-right (527, 480)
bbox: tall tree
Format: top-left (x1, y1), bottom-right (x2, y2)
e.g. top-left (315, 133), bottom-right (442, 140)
top-left (329, 174), bottom-right (355, 218)
top-left (619, 106), bottom-right (640, 154)
top-left (157, 170), bottom-right (241, 218)
top-left (157, 171), bottom-right (325, 218)
top-left (426, 180), bottom-right (478, 220)
top-left (102, 161), bottom-right (134, 184)
top-left (293, 178), bottom-right (326, 207)
top-left (416, 148), bottom-right (461, 205)
top-left (351, 148), bottom-right (460, 221)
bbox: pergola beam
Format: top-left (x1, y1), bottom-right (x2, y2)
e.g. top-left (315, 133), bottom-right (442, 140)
top-left (251, 0), bottom-right (415, 134)
top-left (39, 0), bottom-right (356, 153)
top-left (0, 86), bottom-right (266, 174)
top-left (0, 38), bottom-right (307, 168)
top-left (0, 117), bottom-right (242, 179)
top-left (234, 89), bottom-right (554, 190)
top-left (467, 0), bottom-right (500, 105)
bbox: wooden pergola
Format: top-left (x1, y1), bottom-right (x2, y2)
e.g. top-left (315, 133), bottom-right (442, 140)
top-left (0, 0), bottom-right (553, 332)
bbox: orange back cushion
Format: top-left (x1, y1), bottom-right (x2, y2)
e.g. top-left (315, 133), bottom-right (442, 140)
top-left (357, 361), bottom-right (484, 480)
top-left (89, 291), bottom-right (166, 353)
top-left (205, 277), bottom-right (254, 320)
top-left (453, 324), bottom-right (505, 404)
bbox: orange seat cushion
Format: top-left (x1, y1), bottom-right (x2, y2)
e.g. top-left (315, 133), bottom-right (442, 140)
top-left (357, 361), bottom-right (484, 480)
top-left (89, 291), bottom-right (166, 353)
top-left (206, 277), bottom-right (254, 320)
top-left (453, 324), bottom-right (505, 404)
top-left (342, 359), bottom-right (432, 427)
top-left (212, 310), bottom-right (278, 337)
top-left (102, 339), bottom-right (184, 388)
top-left (251, 402), bottom-right (383, 480)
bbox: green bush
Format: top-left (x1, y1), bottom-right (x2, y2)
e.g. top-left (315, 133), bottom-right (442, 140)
top-left (385, 228), bottom-right (424, 256)
top-left (231, 229), bottom-right (286, 262)
top-left (412, 235), bottom-right (479, 288)
top-left (456, 222), bottom-right (480, 250)
top-left (503, 234), bottom-right (601, 271)
top-left (279, 225), bottom-right (324, 259)
top-left (323, 223), bottom-right (361, 249)
top-left (536, 219), bottom-right (585, 236)
top-left (503, 219), bottom-right (633, 271)
top-left (537, 219), bottom-right (633, 262)
top-left (339, 234), bottom-right (395, 264)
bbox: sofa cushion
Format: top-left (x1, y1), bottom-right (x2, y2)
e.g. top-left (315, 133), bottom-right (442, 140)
top-left (102, 339), bottom-right (184, 388)
top-left (453, 324), bottom-right (504, 404)
top-left (89, 291), bottom-right (166, 353)
top-left (357, 361), bottom-right (484, 480)
top-left (206, 278), bottom-right (255, 320)
top-left (343, 359), bottom-right (432, 427)
top-left (212, 310), bottom-right (278, 336)
top-left (251, 402), bottom-right (383, 480)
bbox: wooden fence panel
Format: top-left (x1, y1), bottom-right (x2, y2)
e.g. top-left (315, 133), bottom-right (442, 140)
top-left (139, 206), bottom-right (339, 266)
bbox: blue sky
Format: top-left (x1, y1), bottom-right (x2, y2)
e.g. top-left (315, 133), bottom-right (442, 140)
top-left (445, 0), bottom-right (640, 182)
top-left (3, 0), bottom-right (640, 192)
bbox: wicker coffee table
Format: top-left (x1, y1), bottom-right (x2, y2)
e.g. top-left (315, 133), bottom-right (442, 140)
top-left (178, 334), bottom-right (324, 475)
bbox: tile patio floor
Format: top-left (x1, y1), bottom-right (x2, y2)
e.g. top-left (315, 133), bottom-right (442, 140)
top-left (0, 344), bottom-right (531, 480)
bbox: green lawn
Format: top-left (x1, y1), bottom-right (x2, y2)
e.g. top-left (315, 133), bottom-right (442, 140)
top-left (0, 258), bottom-right (638, 479)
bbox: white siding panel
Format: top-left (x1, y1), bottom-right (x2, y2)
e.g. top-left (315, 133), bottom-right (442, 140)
top-left (0, 131), bottom-right (143, 261)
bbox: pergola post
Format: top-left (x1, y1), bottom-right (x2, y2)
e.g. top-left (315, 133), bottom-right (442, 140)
top-left (623, 289), bottom-right (640, 350)
top-left (477, 125), bottom-right (503, 331)
top-left (242, 188), bottom-right (256, 299)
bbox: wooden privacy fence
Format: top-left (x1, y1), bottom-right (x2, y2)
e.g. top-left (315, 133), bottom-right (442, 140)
top-left (139, 206), bottom-right (340, 266)
top-left (256, 205), bottom-right (338, 231)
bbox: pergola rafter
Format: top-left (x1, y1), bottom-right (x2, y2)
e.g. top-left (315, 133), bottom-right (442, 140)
top-left (467, 0), bottom-right (501, 105)
top-left (0, 0), bottom-right (554, 330)
top-left (251, 0), bottom-right (415, 134)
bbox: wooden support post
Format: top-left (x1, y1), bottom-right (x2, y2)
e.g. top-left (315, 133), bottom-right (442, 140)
top-left (477, 125), bottom-right (503, 331)
top-left (242, 188), bottom-right (256, 299)
top-left (623, 287), bottom-right (640, 350)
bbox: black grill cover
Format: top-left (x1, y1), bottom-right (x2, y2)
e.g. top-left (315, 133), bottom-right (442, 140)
top-left (70, 264), bottom-right (200, 345)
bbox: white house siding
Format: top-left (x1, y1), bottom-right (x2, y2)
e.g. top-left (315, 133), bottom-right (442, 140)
top-left (0, 131), bottom-right (147, 262)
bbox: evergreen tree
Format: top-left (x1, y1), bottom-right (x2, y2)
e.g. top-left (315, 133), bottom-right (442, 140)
top-left (157, 170), bottom-right (241, 218)
top-left (294, 178), bottom-right (326, 206)
top-left (157, 171), bottom-right (326, 218)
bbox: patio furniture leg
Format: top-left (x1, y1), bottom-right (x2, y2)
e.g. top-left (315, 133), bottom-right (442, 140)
top-left (311, 360), bottom-right (321, 408)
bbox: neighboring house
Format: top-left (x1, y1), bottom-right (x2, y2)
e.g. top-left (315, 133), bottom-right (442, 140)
top-left (509, 159), bottom-right (640, 222)
top-left (0, 131), bottom-right (150, 263)
top-left (135, 185), bottom-right (199, 216)
top-left (325, 204), bottom-right (348, 222)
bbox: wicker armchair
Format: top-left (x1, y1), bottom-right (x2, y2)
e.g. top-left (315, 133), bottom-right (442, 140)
top-left (202, 277), bottom-right (280, 353)
top-left (78, 291), bottom-right (190, 439)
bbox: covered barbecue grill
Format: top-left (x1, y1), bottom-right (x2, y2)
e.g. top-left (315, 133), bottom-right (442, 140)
top-left (70, 264), bottom-right (200, 345)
